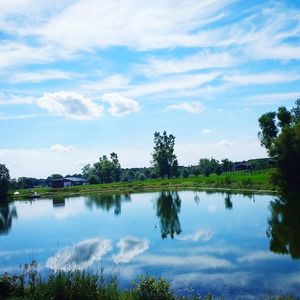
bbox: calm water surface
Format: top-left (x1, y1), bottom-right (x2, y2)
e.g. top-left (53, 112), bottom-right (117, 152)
top-left (1, 191), bottom-right (299, 298)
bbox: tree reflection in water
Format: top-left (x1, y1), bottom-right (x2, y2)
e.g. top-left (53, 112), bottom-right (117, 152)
top-left (155, 191), bottom-right (182, 239)
top-left (267, 192), bottom-right (300, 259)
top-left (0, 203), bottom-right (17, 235)
top-left (85, 194), bottom-right (131, 215)
top-left (224, 192), bottom-right (233, 209)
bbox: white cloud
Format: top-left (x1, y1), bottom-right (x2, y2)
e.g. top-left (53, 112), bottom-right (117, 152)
top-left (178, 229), bottom-right (213, 242)
top-left (0, 95), bottom-right (36, 106)
top-left (37, 92), bottom-right (103, 120)
top-left (9, 70), bottom-right (74, 83)
top-left (201, 128), bottom-right (212, 134)
top-left (126, 73), bottom-right (219, 98)
top-left (216, 139), bottom-right (232, 147)
top-left (81, 75), bottom-right (130, 93)
top-left (102, 93), bottom-right (140, 116)
top-left (0, 42), bottom-right (74, 71)
top-left (35, 0), bottom-right (233, 51)
top-left (0, 113), bottom-right (41, 120)
top-left (113, 237), bottom-right (149, 264)
top-left (50, 144), bottom-right (76, 153)
top-left (46, 238), bottom-right (112, 271)
top-left (166, 102), bottom-right (204, 113)
top-left (141, 51), bottom-right (236, 76)
top-left (223, 72), bottom-right (300, 86)
top-left (245, 92), bottom-right (300, 105)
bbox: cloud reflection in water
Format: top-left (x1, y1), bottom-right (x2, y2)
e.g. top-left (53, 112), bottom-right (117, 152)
top-left (178, 229), bottom-right (213, 242)
top-left (113, 237), bottom-right (149, 264)
top-left (46, 238), bottom-right (112, 271)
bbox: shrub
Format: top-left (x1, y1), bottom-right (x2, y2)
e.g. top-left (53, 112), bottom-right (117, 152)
top-left (132, 275), bottom-right (174, 300)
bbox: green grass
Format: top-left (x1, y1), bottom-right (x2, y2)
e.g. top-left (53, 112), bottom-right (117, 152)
top-left (0, 262), bottom-right (295, 300)
top-left (11, 169), bottom-right (277, 200)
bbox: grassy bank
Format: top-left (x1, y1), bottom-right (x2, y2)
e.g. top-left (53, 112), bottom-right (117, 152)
top-left (12, 169), bottom-right (276, 200)
top-left (0, 263), bottom-right (295, 300)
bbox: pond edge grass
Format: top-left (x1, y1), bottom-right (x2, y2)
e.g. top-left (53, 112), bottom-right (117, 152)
top-left (11, 169), bottom-right (278, 201)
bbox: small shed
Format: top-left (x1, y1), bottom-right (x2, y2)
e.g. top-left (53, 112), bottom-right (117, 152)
top-left (51, 177), bottom-right (86, 188)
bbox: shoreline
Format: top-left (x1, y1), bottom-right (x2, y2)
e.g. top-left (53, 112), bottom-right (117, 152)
top-left (11, 170), bottom-right (278, 200)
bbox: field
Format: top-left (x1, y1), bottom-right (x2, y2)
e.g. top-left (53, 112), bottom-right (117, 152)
top-left (12, 169), bottom-right (276, 200)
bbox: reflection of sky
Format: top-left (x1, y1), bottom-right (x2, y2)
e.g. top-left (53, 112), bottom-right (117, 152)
top-left (0, 192), bottom-right (300, 298)
top-left (113, 237), bottom-right (149, 263)
top-left (46, 238), bottom-right (112, 271)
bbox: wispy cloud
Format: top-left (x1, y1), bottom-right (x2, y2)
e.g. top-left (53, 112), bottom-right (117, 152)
top-left (50, 144), bottom-right (77, 153)
top-left (223, 72), bottom-right (300, 86)
top-left (126, 73), bottom-right (219, 98)
top-left (0, 95), bottom-right (36, 106)
top-left (216, 139), bottom-right (232, 147)
top-left (34, 0), bottom-right (233, 51)
top-left (201, 129), bottom-right (212, 134)
top-left (140, 51), bottom-right (236, 76)
top-left (166, 102), bottom-right (204, 114)
top-left (9, 70), bottom-right (75, 83)
top-left (0, 113), bottom-right (41, 120)
top-left (245, 92), bottom-right (300, 105)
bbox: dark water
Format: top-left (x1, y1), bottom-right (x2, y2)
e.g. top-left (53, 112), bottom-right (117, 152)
top-left (0, 191), bottom-right (300, 298)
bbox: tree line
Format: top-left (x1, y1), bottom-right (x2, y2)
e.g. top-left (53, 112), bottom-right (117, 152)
top-left (0, 132), bottom-right (273, 201)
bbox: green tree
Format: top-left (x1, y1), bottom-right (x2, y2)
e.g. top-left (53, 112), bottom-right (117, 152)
top-left (258, 99), bottom-right (300, 193)
top-left (17, 177), bottom-right (34, 189)
top-left (221, 158), bottom-right (233, 173)
top-left (198, 158), bottom-right (221, 177)
top-left (258, 111), bottom-right (278, 150)
top-left (0, 164), bottom-right (10, 202)
top-left (198, 158), bottom-right (211, 177)
top-left (151, 131), bottom-right (179, 178)
top-left (51, 174), bottom-right (64, 179)
top-left (82, 153), bottom-right (121, 184)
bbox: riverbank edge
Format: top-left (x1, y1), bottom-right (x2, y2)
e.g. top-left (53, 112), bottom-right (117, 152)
top-left (10, 171), bottom-right (278, 200)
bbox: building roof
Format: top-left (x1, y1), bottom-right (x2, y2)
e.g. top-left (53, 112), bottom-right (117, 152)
top-left (64, 177), bottom-right (86, 182)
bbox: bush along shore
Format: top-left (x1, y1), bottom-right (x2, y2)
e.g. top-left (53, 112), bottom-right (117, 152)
top-left (0, 262), bottom-right (296, 300)
top-left (11, 169), bottom-right (276, 200)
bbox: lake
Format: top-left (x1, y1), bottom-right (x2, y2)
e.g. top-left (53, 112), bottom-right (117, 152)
top-left (1, 191), bottom-right (299, 298)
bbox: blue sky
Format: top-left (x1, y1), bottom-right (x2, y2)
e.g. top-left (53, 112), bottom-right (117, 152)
top-left (0, 0), bottom-right (300, 178)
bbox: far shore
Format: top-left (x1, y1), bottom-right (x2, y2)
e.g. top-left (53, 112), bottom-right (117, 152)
top-left (11, 169), bottom-right (277, 200)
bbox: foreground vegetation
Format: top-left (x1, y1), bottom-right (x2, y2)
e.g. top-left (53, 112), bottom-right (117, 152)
top-left (0, 263), bottom-right (296, 300)
top-left (11, 169), bottom-right (275, 200)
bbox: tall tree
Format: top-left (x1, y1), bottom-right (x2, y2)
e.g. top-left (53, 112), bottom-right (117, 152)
top-left (258, 99), bottom-right (300, 193)
top-left (151, 131), bottom-right (179, 178)
top-left (82, 152), bottom-right (121, 184)
top-left (0, 164), bottom-right (10, 202)
top-left (221, 158), bottom-right (233, 173)
top-left (198, 158), bottom-right (221, 177)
